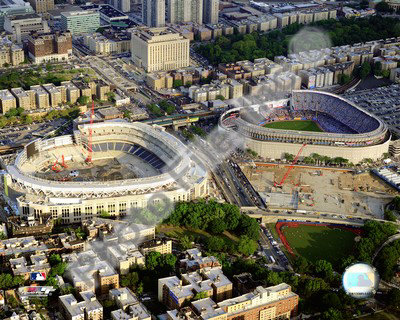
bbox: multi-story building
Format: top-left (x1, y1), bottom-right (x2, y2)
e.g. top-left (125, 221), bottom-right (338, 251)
top-left (168, 0), bottom-right (203, 25)
top-left (83, 31), bottom-right (131, 55)
top-left (27, 31), bottom-right (72, 63)
top-left (42, 83), bottom-right (62, 107)
top-left (64, 250), bottom-right (120, 295)
top-left (94, 79), bottom-right (111, 101)
top-left (10, 254), bottom-right (51, 280)
top-left (131, 27), bottom-right (190, 72)
top-left (110, 0), bottom-right (130, 13)
top-left (180, 248), bottom-right (221, 271)
top-left (4, 13), bottom-right (49, 43)
top-left (139, 238), bottom-right (172, 255)
top-left (107, 242), bottom-right (145, 275)
top-left (203, 0), bottom-right (219, 24)
top-left (26, 0), bottom-right (54, 14)
top-left (159, 267), bottom-right (233, 310)
top-left (109, 289), bottom-right (151, 320)
top-left (29, 85), bottom-right (50, 109)
top-left (11, 87), bottom-right (36, 110)
top-left (0, 89), bottom-right (16, 114)
top-left (61, 81), bottom-right (80, 104)
top-left (60, 10), bottom-right (100, 35)
top-left (60, 291), bottom-right (103, 320)
top-left (167, 283), bottom-right (298, 320)
top-left (0, 236), bottom-right (48, 257)
top-left (0, 2), bottom-right (34, 32)
top-left (0, 43), bottom-right (24, 67)
top-left (142, 0), bottom-right (165, 27)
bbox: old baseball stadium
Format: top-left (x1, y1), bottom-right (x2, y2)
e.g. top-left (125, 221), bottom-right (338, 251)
top-left (219, 90), bottom-right (390, 163)
top-left (3, 121), bottom-right (208, 224)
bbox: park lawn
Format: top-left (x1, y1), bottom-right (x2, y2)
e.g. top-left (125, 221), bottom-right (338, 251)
top-left (264, 120), bottom-right (323, 132)
top-left (282, 225), bottom-right (356, 268)
top-left (156, 224), bottom-right (239, 246)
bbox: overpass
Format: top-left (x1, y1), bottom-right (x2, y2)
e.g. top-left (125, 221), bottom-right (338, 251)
top-left (143, 111), bottom-right (214, 130)
top-left (372, 233), bottom-right (400, 262)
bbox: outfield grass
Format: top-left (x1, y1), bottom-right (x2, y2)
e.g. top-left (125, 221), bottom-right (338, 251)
top-left (282, 225), bottom-right (356, 268)
top-left (156, 225), bottom-right (239, 246)
top-left (264, 120), bottom-right (323, 132)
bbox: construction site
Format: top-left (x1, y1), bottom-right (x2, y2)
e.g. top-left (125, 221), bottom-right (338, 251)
top-left (241, 162), bottom-right (396, 219)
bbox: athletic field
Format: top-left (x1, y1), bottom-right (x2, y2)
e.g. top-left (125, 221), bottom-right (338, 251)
top-left (282, 225), bottom-right (356, 267)
top-left (264, 120), bottom-right (323, 132)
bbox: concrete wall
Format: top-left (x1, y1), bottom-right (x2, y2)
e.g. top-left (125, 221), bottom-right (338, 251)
top-left (246, 137), bottom-right (390, 164)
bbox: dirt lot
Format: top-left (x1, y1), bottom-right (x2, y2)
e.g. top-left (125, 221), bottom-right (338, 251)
top-left (241, 164), bottom-right (396, 219)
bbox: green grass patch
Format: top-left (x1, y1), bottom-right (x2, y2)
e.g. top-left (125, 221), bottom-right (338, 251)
top-left (264, 120), bottom-right (323, 132)
top-left (156, 225), bottom-right (239, 245)
top-left (282, 225), bottom-right (356, 268)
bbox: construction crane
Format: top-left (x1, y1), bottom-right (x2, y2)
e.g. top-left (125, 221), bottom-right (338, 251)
top-left (85, 100), bottom-right (95, 163)
top-left (51, 155), bottom-right (68, 173)
top-left (274, 144), bottom-right (307, 188)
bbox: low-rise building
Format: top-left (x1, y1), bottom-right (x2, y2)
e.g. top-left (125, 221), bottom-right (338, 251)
top-left (10, 254), bottom-right (50, 281)
top-left (139, 237), bottom-right (172, 255)
top-left (83, 31), bottom-right (131, 55)
top-left (180, 248), bottom-right (221, 271)
top-left (158, 267), bottom-right (233, 309)
top-left (59, 291), bottom-right (103, 320)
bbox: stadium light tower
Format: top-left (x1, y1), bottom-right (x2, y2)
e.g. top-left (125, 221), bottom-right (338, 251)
top-left (85, 99), bottom-right (95, 163)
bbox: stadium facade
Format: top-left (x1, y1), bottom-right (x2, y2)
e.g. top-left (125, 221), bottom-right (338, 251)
top-left (3, 121), bottom-right (208, 224)
top-left (219, 90), bottom-right (390, 163)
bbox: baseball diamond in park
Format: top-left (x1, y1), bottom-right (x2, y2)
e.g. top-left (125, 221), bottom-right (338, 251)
top-left (219, 90), bottom-right (391, 163)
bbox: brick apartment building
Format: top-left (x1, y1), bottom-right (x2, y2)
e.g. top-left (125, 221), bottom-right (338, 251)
top-left (27, 31), bottom-right (72, 63)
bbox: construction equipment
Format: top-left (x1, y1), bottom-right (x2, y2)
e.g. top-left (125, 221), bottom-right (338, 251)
top-left (85, 100), bottom-right (95, 163)
top-left (274, 144), bottom-right (307, 188)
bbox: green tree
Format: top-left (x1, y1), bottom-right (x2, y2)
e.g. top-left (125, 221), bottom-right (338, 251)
top-left (173, 80), bottom-right (183, 88)
top-left (314, 259), bottom-right (334, 279)
top-left (388, 288), bottom-right (400, 309)
top-left (237, 235), bottom-right (258, 256)
top-left (120, 272), bottom-right (139, 288)
top-left (179, 235), bottom-right (193, 250)
top-left (77, 95), bottom-right (90, 105)
top-left (193, 291), bottom-right (208, 300)
top-left (375, 1), bottom-right (392, 12)
top-left (216, 94), bottom-right (225, 101)
top-left (206, 236), bottom-right (226, 252)
top-left (384, 210), bottom-right (397, 222)
top-left (146, 251), bottom-right (162, 270)
top-left (0, 232), bottom-right (6, 240)
top-left (49, 254), bottom-right (62, 266)
top-left (359, 62), bottom-right (371, 79)
top-left (321, 308), bottom-right (343, 320)
top-left (321, 292), bottom-right (341, 310)
top-left (293, 256), bottom-right (309, 274)
top-left (207, 218), bottom-right (227, 234)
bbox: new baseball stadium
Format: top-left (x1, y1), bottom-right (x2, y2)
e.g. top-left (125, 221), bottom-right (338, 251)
top-left (3, 121), bottom-right (208, 224)
top-left (219, 90), bottom-right (391, 163)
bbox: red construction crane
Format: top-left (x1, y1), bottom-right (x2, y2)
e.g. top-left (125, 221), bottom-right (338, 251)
top-left (274, 144), bottom-right (307, 188)
top-left (85, 100), bottom-right (95, 163)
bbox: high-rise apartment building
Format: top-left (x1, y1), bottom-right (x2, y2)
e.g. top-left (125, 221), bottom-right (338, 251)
top-left (60, 10), bottom-right (100, 35)
top-left (142, 0), bottom-right (165, 27)
top-left (27, 31), bottom-right (72, 64)
top-left (168, 0), bottom-right (202, 25)
top-left (203, 0), bottom-right (219, 24)
top-left (0, 43), bottom-right (24, 67)
top-left (110, 0), bottom-right (130, 13)
top-left (26, 0), bottom-right (54, 14)
top-left (131, 27), bottom-right (189, 72)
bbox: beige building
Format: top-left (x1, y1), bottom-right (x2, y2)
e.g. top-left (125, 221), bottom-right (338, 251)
top-left (30, 85), bottom-right (50, 109)
top-left (168, 0), bottom-right (203, 25)
top-left (142, 0), bottom-right (165, 27)
top-left (95, 80), bottom-right (111, 101)
top-left (159, 267), bottom-right (233, 310)
top-left (0, 43), bottom-right (24, 67)
top-left (0, 89), bottom-right (17, 114)
top-left (139, 238), bottom-right (172, 255)
top-left (83, 32), bottom-right (131, 55)
top-left (60, 291), bottom-right (103, 320)
top-left (11, 88), bottom-right (35, 110)
top-left (146, 72), bottom-right (174, 90)
top-left (43, 83), bottom-right (62, 107)
top-left (61, 81), bottom-right (80, 104)
top-left (27, 0), bottom-right (54, 14)
top-left (131, 27), bottom-right (190, 72)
